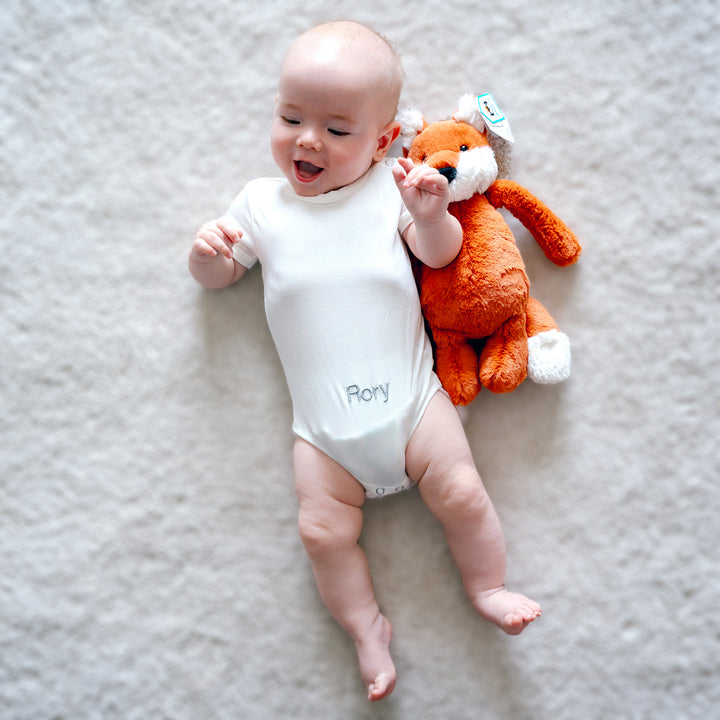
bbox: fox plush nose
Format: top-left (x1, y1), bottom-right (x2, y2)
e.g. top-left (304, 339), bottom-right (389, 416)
top-left (437, 166), bottom-right (457, 184)
top-left (438, 166), bottom-right (457, 183)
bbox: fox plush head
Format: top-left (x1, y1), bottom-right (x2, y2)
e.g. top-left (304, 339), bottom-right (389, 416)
top-left (398, 94), bottom-right (512, 203)
top-left (397, 95), bottom-right (581, 405)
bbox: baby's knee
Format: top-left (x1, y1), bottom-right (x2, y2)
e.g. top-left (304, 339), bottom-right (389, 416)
top-left (297, 504), bottom-right (361, 557)
top-left (425, 465), bottom-right (490, 522)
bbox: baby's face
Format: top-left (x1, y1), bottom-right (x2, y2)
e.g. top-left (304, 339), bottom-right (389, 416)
top-left (271, 44), bottom-right (396, 196)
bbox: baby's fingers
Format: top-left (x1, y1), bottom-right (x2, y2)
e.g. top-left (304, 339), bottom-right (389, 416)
top-left (194, 229), bottom-right (229, 258)
top-left (194, 218), bottom-right (242, 259)
top-left (192, 236), bottom-right (222, 257)
top-left (391, 158), bottom-right (414, 189)
top-left (390, 162), bottom-right (407, 185)
top-left (391, 157), bottom-right (415, 186)
top-left (216, 215), bottom-right (244, 244)
top-left (397, 156), bottom-right (415, 173)
top-left (405, 165), bottom-right (448, 196)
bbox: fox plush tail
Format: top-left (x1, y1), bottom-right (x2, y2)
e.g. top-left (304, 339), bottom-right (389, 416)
top-left (525, 297), bottom-right (571, 384)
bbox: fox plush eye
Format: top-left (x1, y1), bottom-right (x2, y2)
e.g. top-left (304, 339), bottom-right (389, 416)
top-left (460, 145), bottom-right (469, 151)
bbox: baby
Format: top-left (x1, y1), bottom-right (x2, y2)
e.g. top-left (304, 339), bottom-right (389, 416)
top-left (189, 20), bottom-right (540, 702)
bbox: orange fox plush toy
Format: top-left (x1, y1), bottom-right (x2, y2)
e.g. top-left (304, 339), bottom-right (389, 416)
top-left (399, 94), bottom-right (582, 406)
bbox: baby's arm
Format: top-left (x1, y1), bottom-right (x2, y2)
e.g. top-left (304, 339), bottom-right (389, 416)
top-left (189, 215), bottom-right (247, 288)
top-left (392, 157), bottom-right (462, 269)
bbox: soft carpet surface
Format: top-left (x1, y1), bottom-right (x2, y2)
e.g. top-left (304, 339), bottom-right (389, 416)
top-left (2, 1), bottom-right (718, 718)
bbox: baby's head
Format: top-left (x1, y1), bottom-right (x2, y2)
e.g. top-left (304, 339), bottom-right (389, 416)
top-left (271, 21), bottom-right (404, 196)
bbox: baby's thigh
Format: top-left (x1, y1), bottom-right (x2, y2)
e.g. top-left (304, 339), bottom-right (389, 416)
top-left (293, 437), bottom-right (365, 508)
top-left (405, 392), bottom-right (478, 488)
top-left (293, 438), bottom-right (366, 554)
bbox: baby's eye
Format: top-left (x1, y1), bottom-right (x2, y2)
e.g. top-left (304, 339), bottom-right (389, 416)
top-left (460, 144), bottom-right (469, 151)
top-left (328, 128), bottom-right (350, 137)
top-left (282, 116), bottom-right (300, 125)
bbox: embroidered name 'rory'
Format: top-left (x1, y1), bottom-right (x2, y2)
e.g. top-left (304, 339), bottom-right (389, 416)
top-left (346, 383), bottom-right (389, 405)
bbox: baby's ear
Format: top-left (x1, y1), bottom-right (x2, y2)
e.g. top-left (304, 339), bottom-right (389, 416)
top-left (374, 121), bottom-right (402, 161)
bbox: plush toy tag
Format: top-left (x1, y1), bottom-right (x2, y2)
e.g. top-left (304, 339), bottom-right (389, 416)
top-left (476, 93), bottom-right (514, 144)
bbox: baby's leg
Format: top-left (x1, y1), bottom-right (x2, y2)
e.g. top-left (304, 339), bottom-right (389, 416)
top-left (293, 438), bottom-right (396, 701)
top-left (406, 393), bottom-right (541, 634)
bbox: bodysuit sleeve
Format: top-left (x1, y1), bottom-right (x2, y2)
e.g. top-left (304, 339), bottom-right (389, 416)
top-left (398, 202), bottom-right (413, 238)
top-left (227, 183), bottom-right (259, 269)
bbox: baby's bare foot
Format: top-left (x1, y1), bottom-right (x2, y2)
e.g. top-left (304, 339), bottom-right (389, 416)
top-left (474, 587), bottom-right (541, 635)
top-left (355, 614), bottom-right (396, 701)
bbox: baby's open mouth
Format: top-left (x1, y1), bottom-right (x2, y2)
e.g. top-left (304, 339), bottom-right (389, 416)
top-left (295, 160), bottom-right (323, 180)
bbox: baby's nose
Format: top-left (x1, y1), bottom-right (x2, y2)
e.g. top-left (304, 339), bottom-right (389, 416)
top-left (297, 127), bottom-right (322, 149)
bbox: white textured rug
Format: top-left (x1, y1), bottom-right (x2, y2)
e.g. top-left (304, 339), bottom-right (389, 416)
top-left (2, 2), bottom-right (718, 718)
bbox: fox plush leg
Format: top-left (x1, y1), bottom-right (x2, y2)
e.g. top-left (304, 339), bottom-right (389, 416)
top-left (433, 329), bottom-right (482, 406)
top-left (525, 297), bottom-right (571, 384)
top-left (479, 313), bottom-right (528, 393)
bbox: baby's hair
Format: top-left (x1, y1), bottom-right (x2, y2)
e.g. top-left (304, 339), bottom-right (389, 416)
top-left (299, 20), bottom-right (404, 123)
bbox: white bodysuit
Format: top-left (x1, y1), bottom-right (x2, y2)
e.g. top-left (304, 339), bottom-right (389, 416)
top-left (229, 160), bottom-right (442, 498)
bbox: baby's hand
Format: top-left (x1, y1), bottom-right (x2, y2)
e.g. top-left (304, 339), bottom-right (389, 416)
top-left (391, 157), bottom-right (450, 225)
top-left (191, 215), bottom-right (243, 261)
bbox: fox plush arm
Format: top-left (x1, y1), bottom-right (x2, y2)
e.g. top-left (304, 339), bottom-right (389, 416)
top-left (485, 179), bottom-right (581, 267)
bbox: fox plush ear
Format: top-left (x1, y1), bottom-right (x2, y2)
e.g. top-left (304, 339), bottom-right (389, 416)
top-left (454, 93), bottom-right (512, 179)
top-left (453, 93), bottom-right (488, 133)
top-left (396, 107), bottom-right (427, 156)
